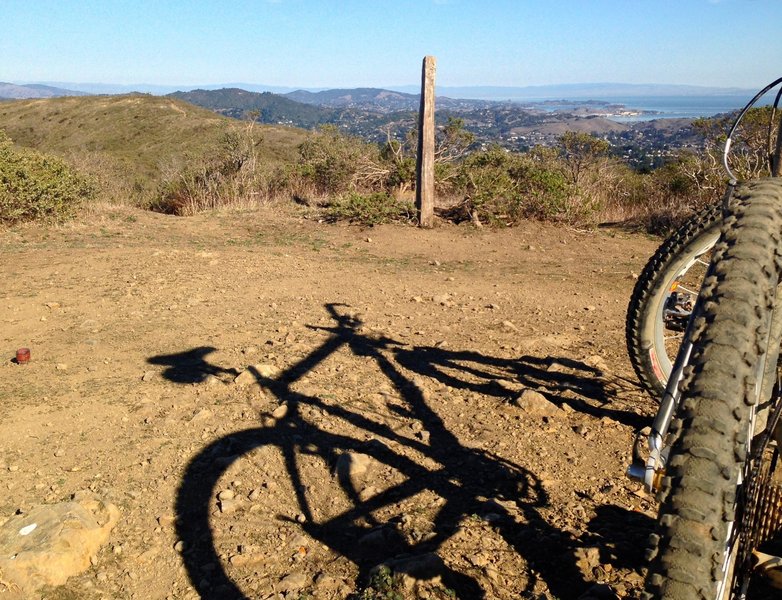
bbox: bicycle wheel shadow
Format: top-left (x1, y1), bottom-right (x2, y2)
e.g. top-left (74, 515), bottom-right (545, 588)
top-left (157, 303), bottom-right (642, 599)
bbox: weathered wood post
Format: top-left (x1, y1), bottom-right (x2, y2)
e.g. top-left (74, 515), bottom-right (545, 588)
top-left (416, 56), bottom-right (436, 228)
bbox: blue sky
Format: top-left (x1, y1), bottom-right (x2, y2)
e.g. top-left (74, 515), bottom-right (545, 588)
top-left (1, 0), bottom-right (779, 89)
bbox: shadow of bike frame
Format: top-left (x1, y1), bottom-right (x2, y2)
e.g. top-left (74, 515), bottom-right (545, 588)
top-left (161, 303), bottom-right (642, 599)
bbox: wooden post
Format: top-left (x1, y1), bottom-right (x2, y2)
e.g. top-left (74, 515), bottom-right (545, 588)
top-left (416, 56), bottom-right (436, 228)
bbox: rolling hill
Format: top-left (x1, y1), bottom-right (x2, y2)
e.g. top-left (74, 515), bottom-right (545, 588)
top-left (284, 87), bottom-right (419, 110)
top-left (0, 94), bottom-right (308, 201)
top-left (168, 88), bottom-right (336, 128)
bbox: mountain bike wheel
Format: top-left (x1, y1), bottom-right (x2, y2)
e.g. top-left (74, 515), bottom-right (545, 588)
top-left (644, 178), bottom-right (782, 600)
top-left (626, 202), bottom-right (722, 398)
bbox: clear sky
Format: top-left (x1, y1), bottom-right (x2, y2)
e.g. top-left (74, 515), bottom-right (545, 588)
top-left (1, 0), bottom-right (780, 90)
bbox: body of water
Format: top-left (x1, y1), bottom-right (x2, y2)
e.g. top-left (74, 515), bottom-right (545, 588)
top-left (515, 94), bottom-right (772, 122)
top-left (605, 95), bottom-right (768, 121)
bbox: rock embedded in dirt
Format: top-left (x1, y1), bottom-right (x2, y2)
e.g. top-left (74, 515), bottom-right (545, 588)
top-left (189, 408), bottom-right (213, 423)
top-left (233, 369), bottom-right (257, 386)
top-left (433, 293), bottom-right (451, 305)
top-left (373, 552), bottom-right (446, 588)
top-left (514, 389), bottom-right (561, 416)
top-left (217, 489), bottom-right (235, 501)
top-left (357, 527), bottom-right (405, 560)
top-left (272, 403), bottom-right (289, 419)
top-left (234, 363), bottom-right (280, 386)
top-left (574, 546), bottom-right (602, 577)
top-left (0, 493), bottom-right (119, 593)
top-left (278, 571), bottom-right (310, 592)
top-left (334, 452), bottom-right (373, 487)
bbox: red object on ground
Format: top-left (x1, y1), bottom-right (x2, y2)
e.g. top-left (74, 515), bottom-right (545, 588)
top-left (16, 348), bottom-right (31, 364)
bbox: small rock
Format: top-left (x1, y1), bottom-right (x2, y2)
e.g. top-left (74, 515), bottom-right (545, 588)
top-left (314, 572), bottom-right (339, 591)
top-left (217, 489), bottom-right (235, 501)
top-left (229, 553), bottom-right (264, 567)
top-left (574, 546), bottom-right (601, 577)
top-left (235, 363), bottom-right (280, 386)
top-left (358, 527), bottom-right (405, 559)
top-left (189, 408), bottom-right (213, 423)
top-left (272, 403), bottom-right (289, 419)
top-left (157, 515), bottom-right (176, 527)
top-left (373, 552), bottom-right (445, 583)
top-left (585, 354), bottom-right (609, 373)
top-left (278, 571), bottom-right (309, 592)
top-left (514, 389), bottom-right (560, 416)
top-left (501, 320), bottom-right (519, 331)
top-left (141, 370), bottom-right (155, 382)
top-left (218, 498), bottom-right (238, 514)
top-left (334, 452), bottom-right (373, 486)
top-left (233, 370), bottom-right (257, 386)
top-left (358, 486), bottom-right (378, 502)
top-left (55, 363), bottom-right (68, 371)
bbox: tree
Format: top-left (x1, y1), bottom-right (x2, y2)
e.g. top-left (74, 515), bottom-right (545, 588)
top-left (558, 131), bottom-right (610, 187)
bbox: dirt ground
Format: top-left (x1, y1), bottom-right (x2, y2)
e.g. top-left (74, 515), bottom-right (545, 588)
top-left (0, 204), bottom-right (663, 599)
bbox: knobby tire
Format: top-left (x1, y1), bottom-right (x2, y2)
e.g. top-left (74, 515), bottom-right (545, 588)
top-left (644, 178), bottom-right (782, 600)
top-left (626, 202), bottom-right (722, 398)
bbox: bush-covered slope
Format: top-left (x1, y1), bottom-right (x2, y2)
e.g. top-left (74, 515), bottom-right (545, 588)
top-left (0, 94), bottom-right (307, 203)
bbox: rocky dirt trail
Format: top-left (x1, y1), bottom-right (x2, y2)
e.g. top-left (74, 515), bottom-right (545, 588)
top-left (0, 205), bottom-right (661, 599)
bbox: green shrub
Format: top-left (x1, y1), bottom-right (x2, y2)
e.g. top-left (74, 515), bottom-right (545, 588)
top-left (152, 128), bottom-right (269, 215)
top-left (296, 126), bottom-right (388, 197)
top-left (451, 145), bottom-right (581, 225)
top-left (0, 131), bottom-right (94, 224)
top-left (325, 191), bottom-right (414, 225)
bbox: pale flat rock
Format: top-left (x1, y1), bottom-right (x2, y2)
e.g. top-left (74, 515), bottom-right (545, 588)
top-left (334, 452), bottom-right (373, 488)
top-left (514, 389), bottom-right (561, 416)
top-left (234, 363), bottom-right (280, 386)
top-left (0, 494), bottom-right (119, 593)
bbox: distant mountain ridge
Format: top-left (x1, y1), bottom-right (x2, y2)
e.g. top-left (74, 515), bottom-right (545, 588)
top-left (4, 81), bottom-right (758, 101)
top-left (389, 82), bottom-right (756, 100)
top-left (0, 82), bottom-right (89, 99)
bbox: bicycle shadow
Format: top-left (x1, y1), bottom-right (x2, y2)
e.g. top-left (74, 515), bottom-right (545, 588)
top-left (394, 345), bottom-right (648, 429)
top-left (154, 303), bottom-right (646, 599)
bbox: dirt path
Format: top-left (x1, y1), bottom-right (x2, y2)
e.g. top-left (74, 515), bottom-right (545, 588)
top-left (0, 205), bottom-right (661, 599)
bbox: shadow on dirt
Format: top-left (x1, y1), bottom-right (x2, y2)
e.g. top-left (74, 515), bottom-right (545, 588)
top-left (152, 303), bottom-right (649, 599)
top-left (394, 346), bottom-right (648, 430)
top-left (147, 346), bottom-right (239, 384)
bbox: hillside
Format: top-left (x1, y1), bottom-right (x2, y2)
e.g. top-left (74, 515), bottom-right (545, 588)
top-left (0, 94), bottom-right (307, 201)
top-left (285, 87), bottom-right (420, 110)
top-left (169, 88), bottom-right (335, 128)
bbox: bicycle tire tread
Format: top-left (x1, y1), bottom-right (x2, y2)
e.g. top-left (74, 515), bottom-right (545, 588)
top-left (644, 179), bottom-right (782, 600)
